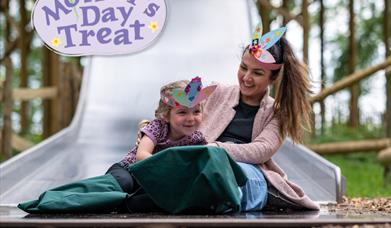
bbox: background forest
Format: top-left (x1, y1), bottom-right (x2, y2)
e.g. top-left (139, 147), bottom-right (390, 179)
top-left (1, 0), bottom-right (390, 197)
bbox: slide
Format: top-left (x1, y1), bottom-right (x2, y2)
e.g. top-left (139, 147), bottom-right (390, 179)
top-left (0, 0), bottom-right (343, 207)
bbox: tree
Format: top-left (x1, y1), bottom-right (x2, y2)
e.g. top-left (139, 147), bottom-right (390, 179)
top-left (319, 0), bottom-right (326, 134)
top-left (385, 0), bottom-right (391, 138)
top-left (348, 0), bottom-right (360, 128)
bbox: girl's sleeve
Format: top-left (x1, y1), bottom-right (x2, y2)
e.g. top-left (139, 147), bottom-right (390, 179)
top-left (193, 131), bottom-right (208, 145)
top-left (140, 119), bottom-right (166, 145)
top-left (212, 116), bottom-right (283, 164)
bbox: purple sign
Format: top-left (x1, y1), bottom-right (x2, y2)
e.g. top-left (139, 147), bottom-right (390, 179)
top-left (32, 0), bottom-right (167, 56)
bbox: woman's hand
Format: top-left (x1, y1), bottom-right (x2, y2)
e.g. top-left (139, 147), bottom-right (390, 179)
top-left (207, 142), bottom-right (219, 147)
top-left (135, 136), bottom-right (155, 161)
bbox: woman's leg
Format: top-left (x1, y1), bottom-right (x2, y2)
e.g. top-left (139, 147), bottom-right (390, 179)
top-left (236, 162), bottom-right (268, 212)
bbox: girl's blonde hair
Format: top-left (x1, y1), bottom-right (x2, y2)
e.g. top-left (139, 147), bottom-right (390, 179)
top-left (154, 80), bottom-right (189, 120)
top-left (135, 80), bottom-right (190, 147)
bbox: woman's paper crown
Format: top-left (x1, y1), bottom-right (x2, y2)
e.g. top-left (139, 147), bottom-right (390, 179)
top-left (250, 22), bottom-right (287, 70)
top-left (160, 77), bottom-right (217, 108)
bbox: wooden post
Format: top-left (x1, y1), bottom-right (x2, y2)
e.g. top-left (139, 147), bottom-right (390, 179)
top-left (42, 48), bottom-right (61, 138)
top-left (18, 0), bottom-right (30, 135)
top-left (1, 1), bottom-right (13, 158)
top-left (70, 60), bottom-right (82, 115)
top-left (2, 58), bottom-right (13, 158)
top-left (59, 62), bottom-right (73, 127)
top-left (378, 147), bottom-right (391, 185)
top-left (57, 60), bottom-right (82, 128)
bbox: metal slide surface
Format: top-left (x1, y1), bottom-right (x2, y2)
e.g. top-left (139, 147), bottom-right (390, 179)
top-left (0, 0), bottom-right (342, 207)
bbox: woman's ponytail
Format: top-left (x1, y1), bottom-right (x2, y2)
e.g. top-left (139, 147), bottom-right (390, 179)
top-left (273, 37), bottom-right (313, 143)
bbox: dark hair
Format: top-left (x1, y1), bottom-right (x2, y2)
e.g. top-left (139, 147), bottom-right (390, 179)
top-left (244, 37), bottom-right (312, 143)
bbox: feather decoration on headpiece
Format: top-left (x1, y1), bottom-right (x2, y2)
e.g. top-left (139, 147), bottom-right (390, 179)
top-left (250, 22), bottom-right (287, 70)
top-left (161, 77), bottom-right (217, 108)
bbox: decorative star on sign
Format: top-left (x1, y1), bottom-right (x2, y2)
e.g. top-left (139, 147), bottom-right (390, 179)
top-left (127, 0), bottom-right (136, 6)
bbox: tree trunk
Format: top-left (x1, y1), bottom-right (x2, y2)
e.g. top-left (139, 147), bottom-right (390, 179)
top-left (385, 0), bottom-right (391, 138)
top-left (302, 0), bottom-right (309, 64)
top-left (1, 1), bottom-right (13, 158)
top-left (256, 0), bottom-right (270, 33)
top-left (59, 61), bottom-right (82, 127)
top-left (282, 0), bottom-right (289, 25)
top-left (384, 0), bottom-right (391, 185)
top-left (348, 0), bottom-right (360, 128)
top-left (42, 48), bottom-right (61, 138)
top-left (320, 0), bottom-right (326, 135)
top-left (18, 0), bottom-right (30, 135)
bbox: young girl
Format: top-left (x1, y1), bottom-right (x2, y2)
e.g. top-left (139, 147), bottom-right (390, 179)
top-left (119, 79), bottom-right (214, 168)
top-left (18, 77), bottom-right (220, 214)
top-left (106, 77), bottom-right (217, 211)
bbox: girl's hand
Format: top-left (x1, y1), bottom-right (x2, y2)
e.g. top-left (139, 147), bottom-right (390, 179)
top-left (136, 135), bottom-right (155, 161)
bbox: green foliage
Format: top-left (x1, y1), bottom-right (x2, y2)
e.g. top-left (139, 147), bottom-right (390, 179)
top-left (329, 1), bottom-right (383, 91)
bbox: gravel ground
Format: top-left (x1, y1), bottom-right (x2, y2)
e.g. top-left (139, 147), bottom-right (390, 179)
top-left (330, 197), bottom-right (391, 215)
top-left (319, 197), bottom-right (391, 228)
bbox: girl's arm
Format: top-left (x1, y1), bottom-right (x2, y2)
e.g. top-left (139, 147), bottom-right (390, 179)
top-left (135, 135), bottom-right (155, 161)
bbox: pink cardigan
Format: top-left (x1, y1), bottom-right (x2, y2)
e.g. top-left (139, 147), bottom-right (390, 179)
top-left (199, 84), bottom-right (320, 210)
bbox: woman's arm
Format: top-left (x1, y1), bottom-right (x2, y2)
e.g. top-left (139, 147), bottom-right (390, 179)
top-left (135, 135), bottom-right (155, 161)
top-left (209, 117), bottom-right (283, 164)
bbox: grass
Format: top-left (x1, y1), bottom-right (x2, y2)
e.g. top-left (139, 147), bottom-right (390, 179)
top-left (324, 152), bottom-right (391, 197)
top-left (305, 123), bottom-right (391, 198)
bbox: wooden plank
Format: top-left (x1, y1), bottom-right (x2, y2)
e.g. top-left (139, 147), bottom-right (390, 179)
top-left (306, 138), bottom-right (391, 154)
top-left (11, 133), bottom-right (34, 151)
top-left (311, 56), bottom-right (391, 103)
top-left (0, 87), bottom-right (58, 101)
top-left (13, 87), bottom-right (57, 101)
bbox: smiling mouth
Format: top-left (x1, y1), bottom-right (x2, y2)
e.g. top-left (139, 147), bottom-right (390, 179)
top-left (243, 83), bottom-right (254, 88)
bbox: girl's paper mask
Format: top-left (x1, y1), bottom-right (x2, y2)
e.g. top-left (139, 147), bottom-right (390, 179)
top-left (161, 77), bottom-right (217, 108)
top-left (250, 22), bottom-right (287, 70)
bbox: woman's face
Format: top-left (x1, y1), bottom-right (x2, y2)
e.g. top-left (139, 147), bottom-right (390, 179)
top-left (237, 51), bottom-right (274, 106)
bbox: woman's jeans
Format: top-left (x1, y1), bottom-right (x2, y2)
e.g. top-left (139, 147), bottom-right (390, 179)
top-left (237, 162), bottom-right (268, 211)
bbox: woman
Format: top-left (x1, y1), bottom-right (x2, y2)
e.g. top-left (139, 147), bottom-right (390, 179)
top-left (199, 24), bottom-right (319, 210)
top-left (119, 23), bottom-right (319, 212)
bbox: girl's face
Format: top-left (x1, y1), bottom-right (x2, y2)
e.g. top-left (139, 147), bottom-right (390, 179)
top-left (237, 51), bottom-right (274, 106)
top-left (166, 104), bottom-right (203, 141)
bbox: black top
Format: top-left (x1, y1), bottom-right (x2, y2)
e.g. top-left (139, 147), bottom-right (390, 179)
top-left (217, 99), bottom-right (259, 144)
